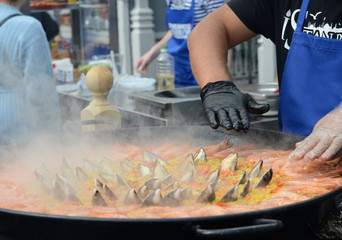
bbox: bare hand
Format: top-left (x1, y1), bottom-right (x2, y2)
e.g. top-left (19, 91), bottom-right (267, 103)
top-left (135, 51), bottom-right (155, 74)
top-left (289, 105), bottom-right (342, 162)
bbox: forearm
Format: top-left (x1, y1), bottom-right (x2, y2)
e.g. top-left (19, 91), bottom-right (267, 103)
top-left (149, 31), bottom-right (173, 60)
top-left (188, 5), bottom-right (257, 88)
top-left (188, 18), bottom-right (231, 88)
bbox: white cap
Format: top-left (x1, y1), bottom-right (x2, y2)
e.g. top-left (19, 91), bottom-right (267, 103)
top-left (60, 9), bottom-right (71, 15)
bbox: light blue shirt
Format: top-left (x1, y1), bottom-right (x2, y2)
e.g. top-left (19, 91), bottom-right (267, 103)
top-left (0, 4), bottom-right (62, 145)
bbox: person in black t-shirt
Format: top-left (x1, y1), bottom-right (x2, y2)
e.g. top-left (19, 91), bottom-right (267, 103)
top-left (31, 12), bottom-right (59, 42)
top-left (227, 0), bottom-right (342, 85)
top-left (187, 0), bottom-right (342, 162)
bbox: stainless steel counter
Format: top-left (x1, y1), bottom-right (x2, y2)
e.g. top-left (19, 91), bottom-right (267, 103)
top-left (128, 86), bottom-right (279, 130)
top-left (58, 84), bottom-right (279, 131)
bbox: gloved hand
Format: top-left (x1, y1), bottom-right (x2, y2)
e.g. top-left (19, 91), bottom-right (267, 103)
top-left (289, 105), bottom-right (342, 162)
top-left (200, 81), bottom-right (270, 130)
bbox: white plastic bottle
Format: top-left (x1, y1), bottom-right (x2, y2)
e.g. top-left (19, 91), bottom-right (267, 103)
top-left (156, 46), bottom-right (175, 90)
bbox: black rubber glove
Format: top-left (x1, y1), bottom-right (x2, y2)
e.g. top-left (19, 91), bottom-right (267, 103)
top-left (200, 81), bottom-right (270, 130)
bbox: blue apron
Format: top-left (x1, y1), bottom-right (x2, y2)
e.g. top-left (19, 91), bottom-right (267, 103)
top-left (166, 0), bottom-right (197, 86)
top-left (279, 0), bottom-right (342, 136)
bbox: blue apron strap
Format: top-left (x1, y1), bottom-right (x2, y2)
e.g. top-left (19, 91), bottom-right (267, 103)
top-left (166, 0), bottom-right (197, 86)
top-left (295, 0), bottom-right (310, 32)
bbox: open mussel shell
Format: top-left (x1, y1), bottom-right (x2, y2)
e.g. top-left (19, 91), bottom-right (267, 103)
top-left (102, 184), bottom-right (118, 201)
top-left (248, 159), bottom-right (263, 179)
top-left (181, 153), bottom-right (195, 169)
top-left (210, 179), bottom-right (222, 192)
top-left (55, 174), bottom-right (67, 185)
top-left (95, 177), bottom-right (117, 201)
top-left (95, 177), bottom-right (104, 189)
top-left (57, 172), bottom-right (81, 203)
top-left (37, 176), bottom-right (54, 194)
top-left (98, 172), bottom-right (116, 184)
top-left (35, 165), bottom-right (53, 193)
top-left (65, 183), bottom-right (82, 204)
top-left (161, 174), bottom-right (175, 185)
top-left (181, 188), bottom-right (193, 200)
top-left (137, 185), bottom-right (149, 199)
top-left (197, 185), bottom-right (215, 204)
top-left (61, 157), bottom-right (75, 180)
top-left (220, 185), bottom-right (239, 202)
top-left (163, 189), bottom-right (183, 207)
top-left (115, 172), bottom-right (130, 189)
top-left (153, 162), bottom-right (169, 180)
top-left (166, 181), bottom-right (181, 191)
top-left (61, 156), bottom-right (73, 172)
top-left (193, 147), bottom-right (207, 165)
top-left (253, 168), bottom-right (273, 189)
top-left (124, 188), bottom-right (142, 205)
top-left (120, 158), bottom-right (135, 172)
top-left (35, 163), bottom-right (53, 180)
top-left (221, 152), bottom-right (238, 171)
top-left (182, 157), bottom-right (197, 183)
top-left (141, 189), bottom-right (163, 207)
top-left (138, 163), bottom-right (152, 177)
top-left (156, 157), bottom-right (169, 166)
top-left (207, 167), bottom-right (220, 185)
top-left (67, 191), bottom-right (82, 204)
top-left (184, 160), bottom-right (197, 175)
top-left (98, 158), bottom-right (117, 175)
top-left (76, 167), bottom-right (90, 181)
top-left (55, 174), bottom-right (76, 195)
top-left (181, 167), bottom-right (195, 183)
top-left (240, 178), bottom-right (252, 197)
top-left (144, 178), bottom-right (161, 191)
top-left (142, 150), bottom-right (159, 163)
top-left (83, 158), bottom-right (98, 172)
top-left (98, 172), bottom-right (129, 188)
top-left (52, 179), bottom-right (67, 201)
top-left (92, 189), bottom-right (108, 207)
top-left (237, 170), bottom-right (247, 185)
top-left (52, 177), bottom-right (82, 204)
